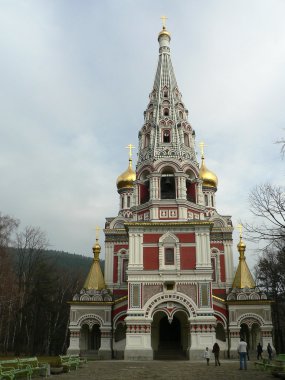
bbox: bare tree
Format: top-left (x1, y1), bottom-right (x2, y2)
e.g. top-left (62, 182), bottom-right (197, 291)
top-left (244, 183), bottom-right (285, 245)
top-left (0, 213), bottom-right (19, 249)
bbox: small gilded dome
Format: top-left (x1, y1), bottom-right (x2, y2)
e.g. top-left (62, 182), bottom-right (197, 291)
top-left (116, 159), bottom-right (136, 190)
top-left (199, 157), bottom-right (218, 189)
top-left (158, 26), bottom-right (171, 40)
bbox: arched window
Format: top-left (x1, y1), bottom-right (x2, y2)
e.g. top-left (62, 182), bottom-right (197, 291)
top-left (165, 248), bottom-right (174, 265)
top-left (184, 133), bottom-right (189, 146)
top-left (144, 133), bottom-right (150, 148)
top-left (163, 90), bottom-right (168, 98)
top-left (163, 130), bottom-right (170, 143)
top-left (204, 194), bottom-right (208, 206)
top-left (122, 259), bottom-right (128, 283)
top-left (211, 257), bottom-right (216, 282)
top-left (121, 197), bottom-right (124, 209)
top-left (179, 111), bottom-right (183, 119)
top-left (163, 108), bottom-right (169, 116)
top-left (127, 196), bottom-right (130, 208)
top-left (161, 168), bottom-right (176, 199)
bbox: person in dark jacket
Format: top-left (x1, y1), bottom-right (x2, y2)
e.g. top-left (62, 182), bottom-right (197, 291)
top-left (267, 343), bottom-right (273, 360)
top-left (257, 343), bottom-right (263, 360)
top-left (212, 342), bottom-right (221, 366)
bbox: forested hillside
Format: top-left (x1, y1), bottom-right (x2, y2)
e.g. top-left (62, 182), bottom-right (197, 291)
top-left (0, 213), bottom-right (104, 355)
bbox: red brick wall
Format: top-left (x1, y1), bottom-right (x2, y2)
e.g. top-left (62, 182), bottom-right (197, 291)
top-left (180, 247), bottom-right (196, 269)
top-left (143, 247), bottom-right (159, 269)
top-left (220, 254), bottom-right (225, 282)
top-left (176, 233), bottom-right (195, 243)
top-left (143, 234), bottom-right (161, 244)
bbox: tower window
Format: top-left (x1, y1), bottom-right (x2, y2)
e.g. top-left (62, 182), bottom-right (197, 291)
top-left (121, 197), bottom-right (124, 209)
top-left (163, 90), bottom-right (168, 98)
top-left (164, 248), bottom-right (174, 265)
top-left (179, 111), bottom-right (183, 119)
top-left (163, 108), bottom-right (169, 116)
top-left (144, 133), bottom-right (150, 148)
top-left (127, 196), bottom-right (130, 208)
top-left (122, 259), bottom-right (128, 283)
top-left (163, 130), bottom-right (170, 143)
top-left (184, 133), bottom-right (189, 147)
top-left (204, 194), bottom-right (208, 206)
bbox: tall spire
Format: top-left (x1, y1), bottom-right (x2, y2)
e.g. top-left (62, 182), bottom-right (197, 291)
top-left (137, 20), bottom-right (197, 168)
top-left (83, 227), bottom-right (106, 290)
top-left (232, 225), bottom-right (256, 289)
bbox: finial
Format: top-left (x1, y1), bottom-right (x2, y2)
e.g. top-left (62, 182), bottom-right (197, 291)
top-left (125, 144), bottom-right (135, 159)
top-left (236, 224), bottom-right (243, 239)
top-left (160, 15), bottom-right (168, 29)
top-left (199, 141), bottom-right (207, 159)
top-left (95, 225), bottom-right (101, 242)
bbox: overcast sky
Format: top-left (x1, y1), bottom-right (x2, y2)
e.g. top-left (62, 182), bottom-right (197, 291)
top-left (0, 1), bottom-right (284, 269)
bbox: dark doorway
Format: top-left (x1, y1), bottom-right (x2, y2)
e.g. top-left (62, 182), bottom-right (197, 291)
top-left (156, 315), bottom-right (184, 359)
top-left (90, 325), bottom-right (101, 350)
top-left (161, 176), bottom-right (176, 199)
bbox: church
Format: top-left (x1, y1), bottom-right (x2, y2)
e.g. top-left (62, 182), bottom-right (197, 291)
top-left (67, 23), bottom-right (274, 360)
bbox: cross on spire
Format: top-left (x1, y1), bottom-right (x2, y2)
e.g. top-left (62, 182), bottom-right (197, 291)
top-left (161, 15), bottom-right (168, 29)
top-left (125, 144), bottom-right (135, 159)
top-left (95, 225), bottom-right (101, 241)
top-left (199, 141), bottom-right (207, 158)
top-left (236, 224), bottom-right (243, 238)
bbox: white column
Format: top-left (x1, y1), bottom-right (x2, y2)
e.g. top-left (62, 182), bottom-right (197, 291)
top-left (67, 328), bottom-right (80, 354)
top-left (224, 240), bottom-right (234, 287)
top-left (99, 327), bottom-right (112, 359)
top-left (105, 242), bottom-right (114, 286)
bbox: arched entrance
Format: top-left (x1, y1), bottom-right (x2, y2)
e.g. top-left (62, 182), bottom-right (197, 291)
top-left (80, 323), bottom-right (101, 353)
top-left (159, 315), bottom-right (181, 348)
top-left (152, 311), bottom-right (188, 360)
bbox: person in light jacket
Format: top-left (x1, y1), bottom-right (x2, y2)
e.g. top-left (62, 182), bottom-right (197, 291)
top-left (237, 338), bottom-right (247, 370)
top-left (203, 347), bottom-right (211, 366)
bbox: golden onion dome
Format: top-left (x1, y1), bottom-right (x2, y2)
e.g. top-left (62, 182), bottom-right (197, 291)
top-left (116, 158), bottom-right (136, 190)
top-left (199, 157), bottom-right (218, 189)
top-left (158, 26), bottom-right (171, 40)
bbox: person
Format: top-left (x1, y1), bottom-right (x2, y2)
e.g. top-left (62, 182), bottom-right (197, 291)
top-left (237, 338), bottom-right (247, 370)
top-left (257, 343), bottom-right (263, 360)
top-left (246, 345), bottom-right (250, 361)
top-left (212, 342), bottom-right (221, 366)
top-left (203, 347), bottom-right (210, 366)
top-left (267, 343), bottom-right (273, 361)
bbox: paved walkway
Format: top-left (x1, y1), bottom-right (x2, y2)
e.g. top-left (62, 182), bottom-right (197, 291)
top-left (52, 360), bottom-right (272, 380)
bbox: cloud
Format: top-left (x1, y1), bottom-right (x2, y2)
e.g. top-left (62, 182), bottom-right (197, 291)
top-left (0, 1), bottom-right (284, 270)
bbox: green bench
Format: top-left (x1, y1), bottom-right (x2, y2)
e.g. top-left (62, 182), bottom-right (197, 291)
top-left (18, 357), bottom-right (49, 378)
top-left (69, 354), bottom-right (87, 367)
top-left (269, 354), bottom-right (285, 377)
top-left (0, 359), bottom-right (30, 380)
top-left (59, 355), bottom-right (80, 372)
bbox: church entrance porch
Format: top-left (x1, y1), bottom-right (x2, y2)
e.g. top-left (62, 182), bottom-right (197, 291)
top-left (152, 311), bottom-right (188, 360)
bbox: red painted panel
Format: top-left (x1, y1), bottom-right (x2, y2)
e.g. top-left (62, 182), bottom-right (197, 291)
top-left (143, 247), bottom-right (159, 269)
top-left (143, 234), bottom-right (161, 244)
top-left (180, 246), bottom-right (196, 269)
top-left (213, 289), bottom-right (227, 299)
top-left (210, 243), bottom-right (224, 251)
top-left (220, 254), bottom-right (225, 282)
top-left (113, 256), bottom-right (118, 283)
top-left (114, 244), bottom-right (129, 252)
top-left (176, 233), bottom-right (195, 243)
top-left (187, 182), bottom-right (196, 203)
top-left (113, 290), bottom-right (128, 299)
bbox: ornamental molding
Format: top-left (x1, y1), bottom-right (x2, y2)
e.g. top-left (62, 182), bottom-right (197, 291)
top-left (236, 313), bottom-right (265, 327)
top-left (144, 292), bottom-right (197, 319)
top-left (76, 313), bottom-right (104, 328)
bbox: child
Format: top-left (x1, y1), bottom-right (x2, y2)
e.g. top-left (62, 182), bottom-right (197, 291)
top-left (203, 347), bottom-right (210, 365)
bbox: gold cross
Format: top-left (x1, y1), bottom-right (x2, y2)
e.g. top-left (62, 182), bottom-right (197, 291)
top-left (237, 224), bottom-right (243, 238)
top-left (161, 15), bottom-right (168, 28)
top-left (95, 226), bottom-right (101, 241)
top-left (199, 141), bottom-right (207, 158)
top-left (125, 144), bottom-right (135, 159)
